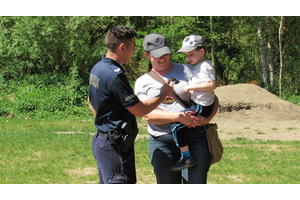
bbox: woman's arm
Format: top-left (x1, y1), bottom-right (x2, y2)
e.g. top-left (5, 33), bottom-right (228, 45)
top-left (138, 94), bottom-right (198, 127)
top-left (144, 109), bottom-right (198, 126)
top-left (197, 95), bottom-right (219, 126)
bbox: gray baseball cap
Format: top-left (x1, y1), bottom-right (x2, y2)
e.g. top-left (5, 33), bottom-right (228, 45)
top-left (177, 35), bottom-right (206, 53)
top-left (143, 33), bottom-right (171, 58)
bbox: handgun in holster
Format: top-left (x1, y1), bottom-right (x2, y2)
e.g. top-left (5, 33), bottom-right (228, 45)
top-left (120, 122), bottom-right (138, 153)
top-left (107, 130), bottom-right (123, 146)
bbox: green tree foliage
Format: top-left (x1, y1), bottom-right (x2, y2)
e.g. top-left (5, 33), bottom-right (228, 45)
top-left (0, 16), bottom-right (130, 81)
top-left (280, 17), bottom-right (300, 96)
top-left (0, 16), bottom-right (299, 118)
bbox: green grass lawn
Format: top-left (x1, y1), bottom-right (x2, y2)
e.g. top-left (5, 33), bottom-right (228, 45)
top-left (1, 117), bottom-right (300, 184)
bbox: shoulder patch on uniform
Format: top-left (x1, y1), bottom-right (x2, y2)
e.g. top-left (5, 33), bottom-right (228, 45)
top-left (89, 73), bottom-right (99, 89)
top-left (114, 68), bottom-right (121, 72)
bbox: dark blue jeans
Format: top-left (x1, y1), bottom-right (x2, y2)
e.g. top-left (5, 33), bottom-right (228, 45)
top-left (149, 126), bottom-right (211, 184)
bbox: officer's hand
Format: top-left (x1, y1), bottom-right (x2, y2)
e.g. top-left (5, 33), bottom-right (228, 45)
top-left (161, 79), bottom-right (174, 96)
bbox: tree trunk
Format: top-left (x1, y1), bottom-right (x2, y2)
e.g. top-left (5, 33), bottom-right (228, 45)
top-left (257, 17), bottom-right (270, 90)
top-left (267, 16), bottom-right (275, 91)
top-left (279, 16), bottom-right (285, 98)
top-left (214, 56), bottom-right (228, 86)
top-left (210, 16), bottom-right (216, 78)
top-left (210, 16), bottom-right (227, 86)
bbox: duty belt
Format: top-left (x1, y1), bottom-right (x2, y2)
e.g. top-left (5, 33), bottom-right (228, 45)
top-left (96, 130), bottom-right (106, 137)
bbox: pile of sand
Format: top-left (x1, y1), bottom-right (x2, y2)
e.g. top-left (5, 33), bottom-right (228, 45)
top-left (214, 84), bottom-right (300, 121)
top-left (210, 84), bottom-right (300, 141)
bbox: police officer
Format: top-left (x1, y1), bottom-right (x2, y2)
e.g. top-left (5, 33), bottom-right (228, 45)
top-left (88, 26), bottom-right (174, 184)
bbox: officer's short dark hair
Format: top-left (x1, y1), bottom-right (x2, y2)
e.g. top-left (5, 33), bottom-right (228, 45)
top-left (105, 26), bottom-right (137, 53)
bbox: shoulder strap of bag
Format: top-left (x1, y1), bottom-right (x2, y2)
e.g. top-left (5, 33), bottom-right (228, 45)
top-left (147, 70), bottom-right (190, 108)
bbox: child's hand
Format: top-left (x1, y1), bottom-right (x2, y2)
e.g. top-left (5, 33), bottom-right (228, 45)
top-left (183, 86), bottom-right (190, 93)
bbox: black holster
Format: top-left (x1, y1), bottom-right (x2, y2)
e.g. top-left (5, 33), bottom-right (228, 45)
top-left (121, 122), bottom-right (138, 153)
top-left (107, 122), bottom-right (138, 153)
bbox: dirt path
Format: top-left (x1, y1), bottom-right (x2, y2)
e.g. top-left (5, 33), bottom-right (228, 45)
top-left (211, 117), bottom-right (300, 141)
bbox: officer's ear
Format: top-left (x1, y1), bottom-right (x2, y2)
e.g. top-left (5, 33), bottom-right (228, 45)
top-left (118, 43), bottom-right (126, 53)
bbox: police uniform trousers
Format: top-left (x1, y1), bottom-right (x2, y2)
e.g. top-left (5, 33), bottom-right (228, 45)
top-left (92, 131), bottom-right (136, 184)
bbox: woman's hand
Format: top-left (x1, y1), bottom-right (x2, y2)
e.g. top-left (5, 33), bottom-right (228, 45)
top-left (195, 115), bottom-right (209, 126)
top-left (178, 111), bottom-right (211, 128)
top-left (178, 111), bottom-right (198, 128)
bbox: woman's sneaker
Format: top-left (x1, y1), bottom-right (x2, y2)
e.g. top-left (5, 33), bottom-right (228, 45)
top-left (170, 156), bottom-right (198, 171)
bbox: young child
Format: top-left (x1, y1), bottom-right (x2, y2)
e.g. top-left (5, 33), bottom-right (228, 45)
top-left (170, 35), bottom-right (217, 171)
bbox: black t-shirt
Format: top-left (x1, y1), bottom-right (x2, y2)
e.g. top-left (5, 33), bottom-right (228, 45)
top-left (88, 55), bottom-right (140, 133)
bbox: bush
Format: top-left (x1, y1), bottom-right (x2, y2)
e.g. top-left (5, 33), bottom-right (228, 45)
top-left (284, 95), bottom-right (300, 106)
top-left (3, 73), bottom-right (90, 119)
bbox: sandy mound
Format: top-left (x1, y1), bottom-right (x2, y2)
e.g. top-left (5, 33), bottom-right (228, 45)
top-left (210, 84), bottom-right (300, 141)
top-left (214, 84), bottom-right (300, 121)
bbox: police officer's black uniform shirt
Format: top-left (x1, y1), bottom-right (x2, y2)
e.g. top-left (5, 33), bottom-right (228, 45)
top-left (88, 55), bottom-right (140, 133)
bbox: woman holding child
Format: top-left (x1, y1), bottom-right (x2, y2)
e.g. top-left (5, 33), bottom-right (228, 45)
top-left (134, 33), bottom-right (219, 184)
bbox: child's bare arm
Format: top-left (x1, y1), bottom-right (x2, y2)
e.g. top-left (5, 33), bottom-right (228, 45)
top-left (184, 80), bottom-right (217, 93)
